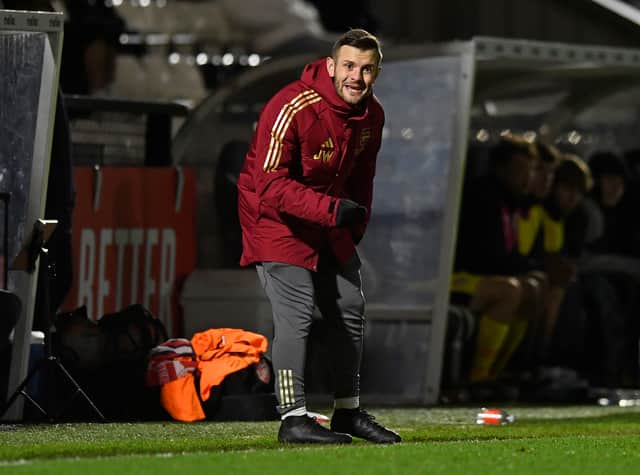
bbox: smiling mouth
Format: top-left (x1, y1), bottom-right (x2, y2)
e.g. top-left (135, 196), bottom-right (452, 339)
top-left (344, 84), bottom-right (364, 94)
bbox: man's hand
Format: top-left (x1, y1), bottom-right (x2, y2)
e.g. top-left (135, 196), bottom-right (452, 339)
top-left (335, 199), bottom-right (367, 227)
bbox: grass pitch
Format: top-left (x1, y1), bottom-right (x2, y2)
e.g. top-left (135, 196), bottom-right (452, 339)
top-left (1, 405), bottom-right (640, 474)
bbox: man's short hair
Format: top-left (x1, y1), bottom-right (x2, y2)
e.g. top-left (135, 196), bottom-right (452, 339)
top-left (588, 151), bottom-right (628, 180)
top-left (332, 28), bottom-right (383, 63)
top-left (489, 133), bottom-right (537, 171)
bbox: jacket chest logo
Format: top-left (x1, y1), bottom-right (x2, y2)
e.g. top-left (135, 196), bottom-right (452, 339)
top-left (313, 137), bottom-right (335, 163)
top-left (355, 128), bottom-right (371, 155)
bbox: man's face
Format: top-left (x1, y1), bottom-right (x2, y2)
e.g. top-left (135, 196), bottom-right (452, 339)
top-left (599, 174), bottom-right (625, 208)
top-left (553, 183), bottom-right (584, 216)
top-left (326, 45), bottom-right (380, 106)
top-left (530, 160), bottom-right (556, 200)
top-left (503, 152), bottom-right (537, 197)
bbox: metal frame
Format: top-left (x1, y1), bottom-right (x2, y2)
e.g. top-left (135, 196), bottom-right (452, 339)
top-left (422, 44), bottom-right (475, 405)
top-left (474, 35), bottom-right (640, 66)
top-left (1, 8), bottom-right (64, 421)
top-left (591, 0), bottom-right (640, 27)
top-left (472, 35), bottom-right (640, 142)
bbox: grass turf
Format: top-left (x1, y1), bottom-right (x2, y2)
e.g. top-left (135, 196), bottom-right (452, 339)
top-left (1, 406), bottom-right (640, 474)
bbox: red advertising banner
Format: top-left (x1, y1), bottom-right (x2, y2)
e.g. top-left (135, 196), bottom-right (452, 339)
top-left (62, 167), bottom-right (197, 336)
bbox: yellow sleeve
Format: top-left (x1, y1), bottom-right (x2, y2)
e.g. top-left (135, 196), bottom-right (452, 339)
top-left (517, 205), bottom-right (543, 256)
top-left (542, 210), bottom-right (564, 253)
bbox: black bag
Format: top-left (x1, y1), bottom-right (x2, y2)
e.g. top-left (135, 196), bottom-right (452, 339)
top-left (55, 304), bottom-right (167, 369)
top-left (53, 304), bottom-right (168, 420)
top-left (200, 356), bottom-right (278, 421)
top-left (99, 304), bottom-right (168, 364)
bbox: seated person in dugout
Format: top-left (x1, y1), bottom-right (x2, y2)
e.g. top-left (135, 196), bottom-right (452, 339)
top-left (579, 152), bottom-right (640, 386)
top-left (517, 141), bottom-right (562, 254)
top-left (518, 153), bottom-right (593, 362)
top-left (586, 151), bottom-right (638, 257)
top-left (450, 134), bottom-right (547, 384)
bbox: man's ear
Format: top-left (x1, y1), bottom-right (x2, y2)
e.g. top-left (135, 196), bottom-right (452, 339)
top-left (326, 56), bottom-right (335, 78)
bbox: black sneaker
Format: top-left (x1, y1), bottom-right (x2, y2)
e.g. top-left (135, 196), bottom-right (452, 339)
top-left (331, 408), bottom-right (401, 444)
top-left (278, 415), bottom-right (352, 444)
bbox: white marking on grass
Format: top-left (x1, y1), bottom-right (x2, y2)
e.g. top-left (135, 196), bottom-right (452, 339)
top-left (0, 459), bottom-right (32, 466)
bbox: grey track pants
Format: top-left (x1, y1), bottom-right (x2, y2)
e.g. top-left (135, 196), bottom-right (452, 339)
top-left (256, 253), bottom-right (364, 414)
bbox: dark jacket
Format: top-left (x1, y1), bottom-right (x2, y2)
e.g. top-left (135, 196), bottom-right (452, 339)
top-left (454, 176), bottom-right (531, 276)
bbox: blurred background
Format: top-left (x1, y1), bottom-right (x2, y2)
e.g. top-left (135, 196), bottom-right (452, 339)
top-left (3, 0), bottom-right (640, 421)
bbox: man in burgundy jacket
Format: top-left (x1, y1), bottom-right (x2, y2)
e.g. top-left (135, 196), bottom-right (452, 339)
top-left (237, 29), bottom-right (400, 444)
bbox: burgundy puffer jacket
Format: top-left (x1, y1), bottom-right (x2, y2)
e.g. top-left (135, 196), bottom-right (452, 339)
top-left (237, 58), bottom-right (384, 271)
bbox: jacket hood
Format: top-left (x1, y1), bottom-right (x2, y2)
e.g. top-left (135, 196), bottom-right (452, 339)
top-left (300, 58), bottom-right (371, 118)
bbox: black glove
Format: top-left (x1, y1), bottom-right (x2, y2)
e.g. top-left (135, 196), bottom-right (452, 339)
top-left (335, 199), bottom-right (367, 227)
